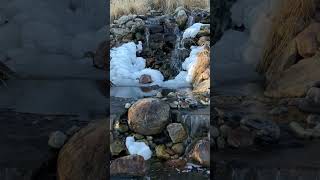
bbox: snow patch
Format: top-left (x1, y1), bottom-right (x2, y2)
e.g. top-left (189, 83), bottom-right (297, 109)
top-left (183, 23), bottom-right (204, 39)
top-left (111, 41), bottom-right (205, 88)
top-left (125, 136), bottom-right (152, 160)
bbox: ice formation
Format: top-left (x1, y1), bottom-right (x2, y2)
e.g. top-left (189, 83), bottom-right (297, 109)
top-left (110, 41), bottom-right (204, 88)
top-left (182, 23), bottom-right (204, 39)
top-left (125, 136), bottom-right (152, 160)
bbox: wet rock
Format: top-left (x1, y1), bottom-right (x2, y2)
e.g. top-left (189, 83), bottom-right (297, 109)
top-left (110, 155), bottom-right (147, 177)
top-left (299, 87), bottom-right (320, 114)
top-left (156, 145), bottom-right (171, 160)
top-left (110, 140), bottom-right (125, 156)
top-left (139, 74), bottom-right (153, 84)
top-left (57, 120), bottom-right (107, 180)
top-left (198, 25), bottom-right (210, 37)
top-left (66, 125), bottom-right (80, 136)
top-left (269, 106), bottom-right (288, 115)
top-left (175, 9), bottom-right (188, 29)
top-left (147, 24), bottom-right (164, 33)
top-left (48, 131), bottom-right (67, 149)
top-left (295, 23), bottom-right (320, 58)
top-left (191, 139), bottom-right (210, 167)
top-left (216, 136), bottom-right (225, 149)
top-left (128, 98), bottom-right (170, 135)
top-left (167, 123), bottom-right (188, 143)
top-left (93, 40), bottom-right (108, 69)
top-left (306, 114), bottom-right (320, 127)
top-left (172, 143), bottom-right (185, 155)
top-left (211, 126), bottom-right (220, 138)
top-left (125, 103), bottom-right (131, 109)
top-left (167, 92), bottom-right (176, 97)
top-left (241, 116), bottom-right (280, 143)
top-left (219, 125), bottom-right (231, 138)
top-left (166, 159), bottom-right (187, 169)
top-left (198, 36), bottom-right (210, 46)
top-left (117, 15), bottom-right (137, 25)
top-left (156, 92), bottom-right (163, 98)
top-left (289, 122), bottom-right (312, 139)
top-left (114, 121), bottom-right (129, 133)
top-left (227, 127), bottom-right (254, 148)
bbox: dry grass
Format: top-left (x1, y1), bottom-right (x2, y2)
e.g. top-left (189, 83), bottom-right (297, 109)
top-left (257, 0), bottom-right (316, 74)
top-left (111, 0), bottom-right (209, 21)
top-left (111, 0), bottom-right (149, 21)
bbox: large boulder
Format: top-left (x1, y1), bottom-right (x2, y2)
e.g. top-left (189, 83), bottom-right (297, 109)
top-left (110, 155), bottom-right (147, 177)
top-left (265, 53), bottom-right (320, 98)
top-left (128, 98), bottom-right (170, 135)
top-left (295, 23), bottom-right (320, 58)
top-left (57, 120), bottom-right (107, 180)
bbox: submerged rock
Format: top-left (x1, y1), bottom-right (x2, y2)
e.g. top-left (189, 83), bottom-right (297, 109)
top-left (128, 98), bottom-right (170, 135)
top-left (110, 155), bottom-right (147, 177)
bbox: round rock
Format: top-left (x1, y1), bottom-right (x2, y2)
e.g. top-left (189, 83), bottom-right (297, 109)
top-left (48, 131), bottom-right (67, 149)
top-left (128, 98), bottom-right (170, 135)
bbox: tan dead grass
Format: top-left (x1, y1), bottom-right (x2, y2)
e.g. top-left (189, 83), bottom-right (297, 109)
top-left (257, 0), bottom-right (316, 74)
top-left (111, 0), bottom-right (209, 21)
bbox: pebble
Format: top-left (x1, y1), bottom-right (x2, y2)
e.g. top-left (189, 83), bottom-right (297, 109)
top-left (156, 92), bottom-right (163, 98)
top-left (125, 103), bottom-right (131, 109)
top-left (167, 92), bottom-right (176, 97)
top-left (48, 131), bottom-right (67, 149)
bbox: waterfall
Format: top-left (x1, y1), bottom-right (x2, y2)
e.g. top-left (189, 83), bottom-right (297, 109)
top-left (170, 26), bottom-right (185, 76)
top-left (187, 15), bottom-right (195, 28)
top-left (145, 27), bottom-right (150, 48)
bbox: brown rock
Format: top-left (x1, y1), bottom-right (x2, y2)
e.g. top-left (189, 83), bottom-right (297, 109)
top-left (197, 36), bottom-right (210, 46)
top-left (166, 159), bottom-right (187, 169)
top-left (128, 98), bottom-right (170, 135)
top-left (265, 53), bottom-right (320, 98)
top-left (191, 139), bottom-right (210, 167)
top-left (110, 155), bottom-right (147, 177)
top-left (57, 120), bottom-right (107, 180)
top-left (295, 23), bottom-right (320, 58)
top-left (227, 127), bottom-right (254, 148)
top-left (139, 74), bottom-right (153, 84)
top-left (93, 41), bottom-right (108, 69)
top-left (167, 123), bottom-right (187, 143)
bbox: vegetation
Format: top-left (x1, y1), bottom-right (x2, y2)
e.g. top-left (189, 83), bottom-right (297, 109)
top-left (257, 0), bottom-right (316, 74)
top-left (111, 0), bottom-right (209, 21)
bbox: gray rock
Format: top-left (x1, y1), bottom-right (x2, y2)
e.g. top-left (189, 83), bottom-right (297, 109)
top-left (306, 114), bottom-right (320, 127)
top-left (175, 10), bottom-right (188, 29)
top-left (211, 126), bottom-right (220, 138)
top-left (48, 131), bottom-right (67, 149)
top-left (216, 136), bottom-right (225, 149)
top-left (241, 116), bottom-right (280, 143)
top-left (167, 123), bottom-right (187, 143)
